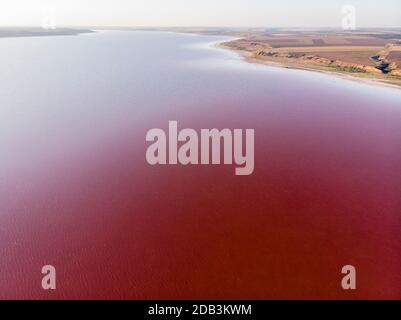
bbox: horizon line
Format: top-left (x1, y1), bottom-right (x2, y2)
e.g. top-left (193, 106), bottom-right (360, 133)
top-left (1, 25), bottom-right (401, 30)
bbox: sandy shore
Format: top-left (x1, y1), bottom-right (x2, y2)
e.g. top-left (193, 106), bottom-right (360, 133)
top-left (216, 41), bottom-right (401, 90)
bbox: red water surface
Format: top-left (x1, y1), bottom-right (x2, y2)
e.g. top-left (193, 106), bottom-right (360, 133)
top-left (0, 78), bottom-right (401, 299)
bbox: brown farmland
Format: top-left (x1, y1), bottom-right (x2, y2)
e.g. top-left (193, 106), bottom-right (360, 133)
top-left (219, 29), bottom-right (401, 86)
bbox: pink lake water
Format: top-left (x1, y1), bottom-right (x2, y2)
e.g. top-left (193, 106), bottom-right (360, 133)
top-left (0, 31), bottom-right (400, 299)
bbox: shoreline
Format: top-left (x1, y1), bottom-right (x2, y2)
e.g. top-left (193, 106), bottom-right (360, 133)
top-left (216, 41), bottom-right (401, 90)
top-left (1, 27), bottom-right (400, 90)
top-left (0, 28), bottom-right (94, 38)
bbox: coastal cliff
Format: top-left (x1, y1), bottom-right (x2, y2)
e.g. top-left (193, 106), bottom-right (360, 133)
top-left (219, 30), bottom-right (401, 87)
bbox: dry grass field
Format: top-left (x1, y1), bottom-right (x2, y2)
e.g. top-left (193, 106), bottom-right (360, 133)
top-left (219, 29), bottom-right (401, 85)
top-left (387, 50), bottom-right (401, 66)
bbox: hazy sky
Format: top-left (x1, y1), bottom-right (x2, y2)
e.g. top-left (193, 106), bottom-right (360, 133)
top-left (0, 0), bottom-right (400, 28)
